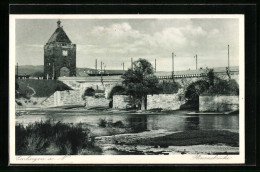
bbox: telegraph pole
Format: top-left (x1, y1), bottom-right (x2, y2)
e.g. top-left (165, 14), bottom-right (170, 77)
top-left (131, 58), bottom-right (133, 69)
top-left (101, 61), bottom-right (103, 74)
top-left (95, 59), bottom-right (97, 76)
top-left (172, 52), bottom-right (176, 80)
top-left (228, 44), bottom-right (230, 70)
top-left (121, 62), bottom-right (124, 72)
top-left (155, 59), bottom-right (157, 72)
top-left (103, 62), bottom-right (106, 74)
top-left (194, 54), bottom-right (198, 70)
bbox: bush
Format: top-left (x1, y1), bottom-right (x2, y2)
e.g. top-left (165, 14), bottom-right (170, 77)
top-left (16, 120), bottom-right (102, 155)
top-left (158, 81), bottom-right (180, 94)
top-left (98, 119), bottom-right (107, 128)
top-left (98, 119), bottom-right (125, 128)
top-left (205, 79), bottom-right (239, 95)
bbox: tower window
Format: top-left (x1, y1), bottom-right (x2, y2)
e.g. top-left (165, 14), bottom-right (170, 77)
top-left (62, 50), bottom-right (68, 56)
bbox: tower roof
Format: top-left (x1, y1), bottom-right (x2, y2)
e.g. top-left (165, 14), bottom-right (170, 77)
top-left (47, 20), bottom-right (72, 44)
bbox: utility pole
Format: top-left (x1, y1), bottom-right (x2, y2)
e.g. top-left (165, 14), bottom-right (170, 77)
top-left (131, 58), bottom-right (133, 69)
top-left (172, 52), bottom-right (176, 80)
top-left (194, 54), bottom-right (198, 70)
top-left (121, 62), bottom-right (124, 72)
top-left (155, 59), bottom-right (157, 72)
top-left (103, 62), bottom-right (106, 74)
top-left (100, 61), bottom-right (103, 85)
top-left (228, 44), bottom-right (230, 70)
top-left (95, 59), bottom-right (97, 76)
top-left (101, 61), bottom-right (102, 74)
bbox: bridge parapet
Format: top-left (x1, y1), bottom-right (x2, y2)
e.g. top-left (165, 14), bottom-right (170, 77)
top-left (157, 73), bottom-right (208, 80)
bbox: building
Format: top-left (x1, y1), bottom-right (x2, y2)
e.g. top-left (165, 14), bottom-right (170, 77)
top-left (44, 20), bottom-right (76, 79)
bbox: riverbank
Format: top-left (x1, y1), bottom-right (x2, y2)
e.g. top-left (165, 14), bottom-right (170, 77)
top-left (95, 130), bottom-right (239, 155)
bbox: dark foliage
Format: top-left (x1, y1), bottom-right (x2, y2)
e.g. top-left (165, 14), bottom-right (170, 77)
top-left (16, 79), bottom-right (72, 98)
top-left (207, 69), bottom-right (215, 86)
top-left (158, 81), bottom-right (180, 94)
top-left (98, 119), bottom-right (125, 128)
top-left (205, 79), bottom-right (239, 95)
top-left (185, 80), bottom-right (210, 101)
top-left (16, 120), bottom-right (102, 155)
top-left (98, 119), bottom-right (107, 128)
top-left (121, 58), bottom-right (159, 109)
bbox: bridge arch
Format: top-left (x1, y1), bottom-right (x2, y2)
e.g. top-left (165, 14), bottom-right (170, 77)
top-left (59, 66), bottom-right (70, 77)
top-left (82, 87), bottom-right (95, 97)
top-left (108, 85), bottom-right (126, 99)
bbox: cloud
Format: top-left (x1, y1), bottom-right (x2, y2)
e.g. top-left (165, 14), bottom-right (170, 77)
top-left (15, 19), bottom-right (239, 71)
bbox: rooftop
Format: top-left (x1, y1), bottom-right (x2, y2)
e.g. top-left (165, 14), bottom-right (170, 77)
top-left (46, 20), bottom-right (72, 44)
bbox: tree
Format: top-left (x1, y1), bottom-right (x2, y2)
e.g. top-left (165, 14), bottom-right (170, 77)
top-left (207, 69), bottom-right (214, 86)
top-left (207, 79), bottom-right (239, 95)
top-left (121, 58), bottom-right (159, 110)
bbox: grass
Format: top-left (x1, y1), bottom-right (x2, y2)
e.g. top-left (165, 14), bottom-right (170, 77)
top-left (124, 130), bottom-right (239, 147)
top-left (16, 120), bottom-right (102, 155)
top-left (16, 79), bottom-right (72, 98)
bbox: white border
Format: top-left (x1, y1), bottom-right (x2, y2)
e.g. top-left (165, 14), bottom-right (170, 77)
top-left (9, 14), bottom-right (245, 164)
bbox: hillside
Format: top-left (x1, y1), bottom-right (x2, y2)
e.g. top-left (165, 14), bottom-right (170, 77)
top-left (16, 79), bottom-right (72, 98)
top-left (17, 65), bottom-right (124, 77)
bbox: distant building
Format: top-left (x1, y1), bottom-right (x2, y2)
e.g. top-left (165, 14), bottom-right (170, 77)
top-left (44, 20), bottom-right (76, 79)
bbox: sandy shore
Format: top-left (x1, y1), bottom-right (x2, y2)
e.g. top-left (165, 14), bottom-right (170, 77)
top-left (95, 129), bottom-right (239, 155)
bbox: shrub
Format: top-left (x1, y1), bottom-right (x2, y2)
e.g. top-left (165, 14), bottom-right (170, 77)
top-left (15, 120), bottom-right (101, 155)
top-left (205, 79), bottom-right (239, 95)
top-left (98, 119), bottom-right (125, 128)
top-left (158, 81), bottom-right (180, 94)
top-left (98, 119), bottom-right (107, 128)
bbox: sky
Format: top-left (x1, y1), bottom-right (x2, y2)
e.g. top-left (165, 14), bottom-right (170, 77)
top-left (15, 17), bottom-right (240, 71)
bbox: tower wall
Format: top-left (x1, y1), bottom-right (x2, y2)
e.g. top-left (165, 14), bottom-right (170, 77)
top-left (44, 43), bottom-right (76, 79)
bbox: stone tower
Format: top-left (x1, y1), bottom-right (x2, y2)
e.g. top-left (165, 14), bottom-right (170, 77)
top-left (44, 20), bottom-right (76, 79)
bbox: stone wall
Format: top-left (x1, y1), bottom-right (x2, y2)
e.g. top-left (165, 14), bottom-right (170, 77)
top-left (41, 94), bottom-right (55, 107)
top-left (113, 95), bottom-right (130, 109)
top-left (85, 96), bottom-right (110, 108)
top-left (41, 90), bottom-right (85, 107)
top-left (199, 95), bottom-right (239, 112)
top-left (147, 94), bottom-right (185, 110)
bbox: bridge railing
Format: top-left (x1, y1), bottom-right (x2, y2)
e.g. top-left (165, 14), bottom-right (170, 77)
top-left (157, 73), bottom-right (208, 79)
top-left (157, 70), bottom-right (238, 80)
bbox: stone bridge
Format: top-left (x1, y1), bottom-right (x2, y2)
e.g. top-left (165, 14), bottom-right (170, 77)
top-left (58, 75), bottom-right (123, 98)
top-left (58, 67), bottom-right (239, 99)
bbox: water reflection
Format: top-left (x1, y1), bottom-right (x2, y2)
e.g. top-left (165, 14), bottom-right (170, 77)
top-left (16, 111), bottom-right (239, 136)
top-left (184, 117), bottom-right (200, 130)
top-left (127, 116), bottom-right (148, 132)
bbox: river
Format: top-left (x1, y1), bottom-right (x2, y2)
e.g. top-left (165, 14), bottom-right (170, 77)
top-left (16, 109), bottom-right (239, 137)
